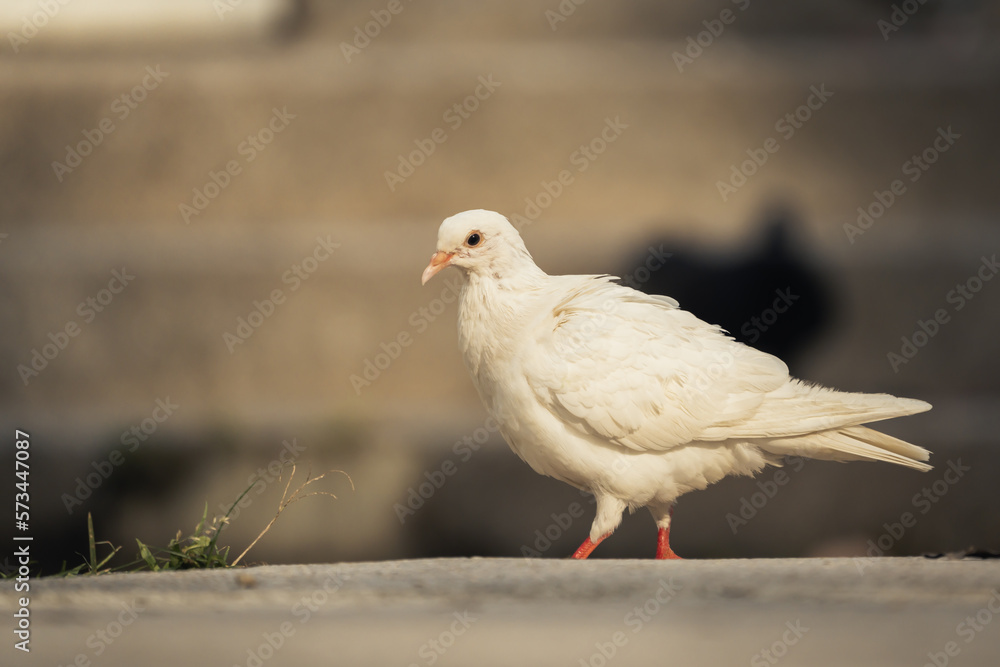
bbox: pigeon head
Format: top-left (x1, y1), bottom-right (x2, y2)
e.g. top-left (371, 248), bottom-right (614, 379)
top-left (421, 209), bottom-right (537, 285)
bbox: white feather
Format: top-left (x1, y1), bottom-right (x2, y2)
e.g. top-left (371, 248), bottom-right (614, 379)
top-left (428, 210), bottom-right (933, 547)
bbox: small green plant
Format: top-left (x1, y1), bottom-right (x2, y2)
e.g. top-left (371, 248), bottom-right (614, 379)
top-left (45, 464), bottom-right (349, 576)
top-left (53, 512), bottom-right (122, 576)
top-left (134, 503), bottom-right (231, 571)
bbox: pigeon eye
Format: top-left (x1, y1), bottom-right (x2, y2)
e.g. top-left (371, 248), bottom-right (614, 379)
top-left (466, 232), bottom-right (482, 247)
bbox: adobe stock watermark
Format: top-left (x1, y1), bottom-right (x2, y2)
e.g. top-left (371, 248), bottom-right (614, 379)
top-left (213, 0), bottom-right (256, 20)
top-left (878, 0), bottom-right (930, 41)
top-left (223, 236), bottom-right (339, 353)
top-left (921, 589), bottom-right (1000, 667)
top-left (520, 493), bottom-right (595, 558)
top-left (364, 237), bottom-right (659, 438)
top-left (854, 459), bottom-right (970, 574)
top-left (616, 246), bottom-right (674, 290)
top-left (544, 0), bottom-right (588, 31)
top-left (17, 267), bottom-right (135, 386)
top-left (384, 75), bottom-right (501, 192)
top-left (405, 611), bottom-right (477, 667)
top-left (62, 397), bottom-right (180, 514)
top-left (351, 272), bottom-right (465, 395)
top-left (741, 288), bottom-right (799, 344)
top-left (717, 84), bottom-right (833, 202)
top-left (340, 0), bottom-right (415, 63)
top-left (217, 438), bottom-right (306, 521)
top-left (180, 107), bottom-right (296, 224)
top-left (887, 254), bottom-right (997, 373)
top-left (676, 286), bottom-right (799, 414)
top-left (58, 600), bottom-right (145, 666)
top-left (516, 257), bottom-right (791, 455)
top-left (751, 620), bottom-right (809, 667)
top-left (393, 413), bottom-right (504, 524)
top-left (844, 126), bottom-right (961, 244)
top-left (235, 621), bottom-right (296, 667)
top-left (291, 572), bottom-right (347, 623)
top-left (672, 0), bottom-right (752, 73)
top-left (509, 116), bottom-right (628, 230)
top-left (52, 66), bottom-right (169, 182)
top-left (548, 243), bottom-right (674, 362)
top-left (578, 578), bottom-right (682, 667)
top-left (725, 457), bottom-right (806, 534)
top-left (7, 0), bottom-right (73, 54)
top-left (236, 572), bottom-right (348, 667)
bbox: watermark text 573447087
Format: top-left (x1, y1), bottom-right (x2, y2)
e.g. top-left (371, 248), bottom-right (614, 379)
top-left (13, 429), bottom-right (32, 653)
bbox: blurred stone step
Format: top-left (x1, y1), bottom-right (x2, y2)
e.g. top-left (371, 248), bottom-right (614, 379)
top-left (4, 558), bottom-right (1000, 667)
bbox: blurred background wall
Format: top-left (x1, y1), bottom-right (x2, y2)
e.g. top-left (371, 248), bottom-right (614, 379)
top-left (1, 0), bottom-right (998, 570)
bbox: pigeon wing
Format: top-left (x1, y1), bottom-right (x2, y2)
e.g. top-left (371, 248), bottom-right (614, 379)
top-left (523, 277), bottom-right (790, 452)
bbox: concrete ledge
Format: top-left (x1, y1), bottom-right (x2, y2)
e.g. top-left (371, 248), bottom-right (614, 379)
top-left (5, 558), bottom-right (999, 666)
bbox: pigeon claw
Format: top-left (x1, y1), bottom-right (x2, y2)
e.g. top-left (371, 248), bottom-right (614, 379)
top-left (570, 533), bottom-right (610, 559)
top-left (656, 527), bottom-right (683, 560)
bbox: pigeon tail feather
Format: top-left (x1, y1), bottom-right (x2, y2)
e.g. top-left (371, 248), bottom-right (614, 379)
top-left (761, 424), bottom-right (932, 472)
top-left (700, 380), bottom-right (932, 441)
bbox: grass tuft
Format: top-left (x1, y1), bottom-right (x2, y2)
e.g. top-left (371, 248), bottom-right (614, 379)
top-left (29, 464), bottom-right (351, 577)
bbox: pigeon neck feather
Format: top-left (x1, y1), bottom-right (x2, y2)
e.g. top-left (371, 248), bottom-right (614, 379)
top-left (456, 252), bottom-right (547, 383)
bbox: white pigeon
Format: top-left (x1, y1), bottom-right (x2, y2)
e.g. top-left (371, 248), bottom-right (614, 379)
top-left (421, 209), bottom-right (932, 559)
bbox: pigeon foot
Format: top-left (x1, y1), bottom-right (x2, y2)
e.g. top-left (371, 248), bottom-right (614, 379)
top-left (656, 527), bottom-right (683, 560)
top-left (570, 533), bottom-right (610, 559)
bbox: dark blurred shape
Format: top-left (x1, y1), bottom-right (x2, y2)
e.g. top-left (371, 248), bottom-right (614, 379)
top-left (623, 205), bottom-right (835, 372)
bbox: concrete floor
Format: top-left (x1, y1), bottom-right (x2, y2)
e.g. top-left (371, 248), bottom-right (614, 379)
top-left (4, 557), bottom-right (999, 666)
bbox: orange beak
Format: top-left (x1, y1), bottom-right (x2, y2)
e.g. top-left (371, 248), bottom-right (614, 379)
top-left (421, 251), bottom-right (454, 285)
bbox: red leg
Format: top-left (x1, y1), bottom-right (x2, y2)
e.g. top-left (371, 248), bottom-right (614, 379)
top-left (571, 533), bottom-right (610, 559)
top-left (656, 526), bottom-right (682, 560)
top-left (655, 506), bottom-right (682, 559)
